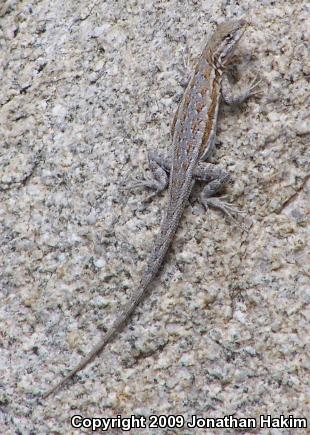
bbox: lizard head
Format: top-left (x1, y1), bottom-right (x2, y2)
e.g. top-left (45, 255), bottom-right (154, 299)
top-left (206, 19), bottom-right (249, 69)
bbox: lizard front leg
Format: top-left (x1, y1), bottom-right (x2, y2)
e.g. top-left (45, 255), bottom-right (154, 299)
top-left (221, 74), bottom-right (261, 105)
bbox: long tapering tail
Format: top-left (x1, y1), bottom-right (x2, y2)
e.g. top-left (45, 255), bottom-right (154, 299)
top-left (42, 178), bottom-right (194, 399)
top-left (42, 269), bottom-right (157, 399)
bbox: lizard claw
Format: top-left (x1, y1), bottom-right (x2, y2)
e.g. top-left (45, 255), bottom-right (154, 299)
top-left (203, 197), bottom-right (246, 229)
top-left (247, 75), bottom-right (263, 98)
top-left (120, 177), bottom-right (166, 203)
top-left (120, 177), bottom-right (150, 191)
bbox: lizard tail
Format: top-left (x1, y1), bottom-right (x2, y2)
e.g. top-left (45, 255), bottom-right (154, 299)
top-left (42, 190), bottom-right (189, 399)
top-left (41, 326), bottom-right (116, 399)
top-left (41, 277), bottom-right (153, 399)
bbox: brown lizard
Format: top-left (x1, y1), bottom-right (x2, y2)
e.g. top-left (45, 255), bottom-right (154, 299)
top-left (42, 18), bottom-right (259, 398)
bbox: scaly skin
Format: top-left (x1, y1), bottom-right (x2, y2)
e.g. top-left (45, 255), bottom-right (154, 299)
top-left (42, 19), bottom-right (256, 399)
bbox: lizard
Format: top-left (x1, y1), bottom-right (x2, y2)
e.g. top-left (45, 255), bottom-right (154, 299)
top-left (42, 18), bottom-right (259, 399)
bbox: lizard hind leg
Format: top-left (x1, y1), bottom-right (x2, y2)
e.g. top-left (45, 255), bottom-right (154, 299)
top-left (125, 151), bottom-right (170, 201)
top-left (194, 162), bottom-right (244, 222)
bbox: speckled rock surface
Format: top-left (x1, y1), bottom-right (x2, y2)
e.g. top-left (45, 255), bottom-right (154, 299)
top-left (1, 1), bottom-right (309, 433)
